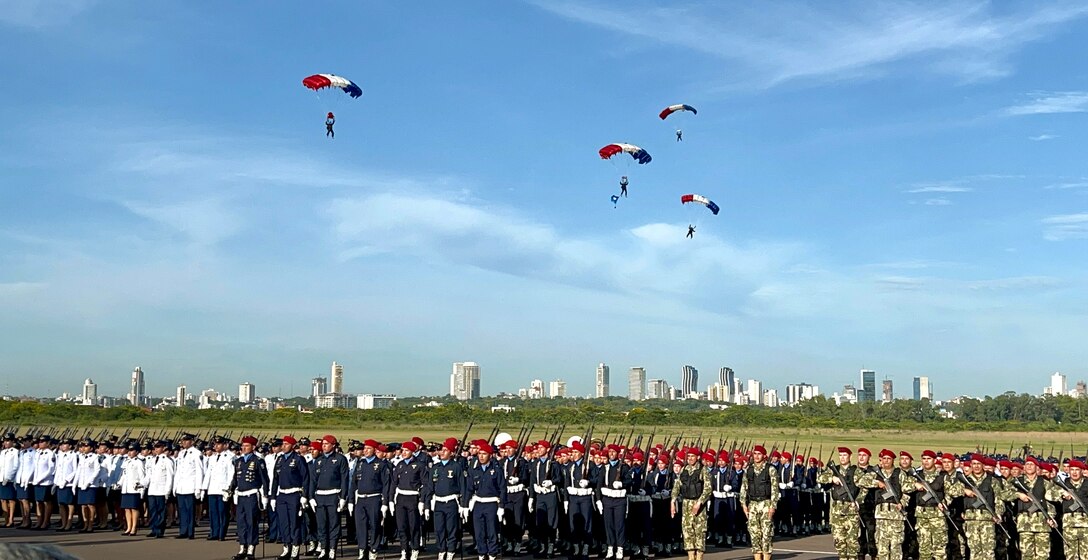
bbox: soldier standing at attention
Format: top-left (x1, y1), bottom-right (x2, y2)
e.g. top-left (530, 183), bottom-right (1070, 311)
top-left (741, 445), bottom-right (780, 560)
top-left (947, 454), bottom-right (1015, 560)
top-left (672, 448), bottom-right (712, 560)
top-left (1056, 459), bottom-right (1088, 558)
top-left (563, 440), bottom-right (598, 560)
top-left (309, 435), bottom-right (349, 560)
top-left (467, 442), bottom-right (506, 560)
top-left (270, 435), bottom-right (310, 560)
top-left (174, 433), bottom-right (205, 540)
top-left (391, 440), bottom-right (427, 560)
top-left (230, 436), bottom-right (269, 560)
top-left (911, 450), bottom-right (951, 560)
top-left (424, 438), bottom-right (464, 560)
top-left (817, 447), bottom-right (875, 560)
top-left (598, 444), bottom-right (631, 560)
top-left (1010, 457), bottom-right (1060, 560)
top-left (529, 439), bottom-right (563, 558)
top-left (861, 449), bottom-right (913, 560)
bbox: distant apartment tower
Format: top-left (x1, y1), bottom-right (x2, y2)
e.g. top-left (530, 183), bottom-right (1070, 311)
top-left (859, 370), bottom-right (876, 402)
top-left (595, 363), bottom-right (610, 398)
top-left (719, 368), bottom-right (735, 401)
top-left (176, 385), bottom-right (187, 407)
top-left (681, 365), bottom-right (698, 398)
top-left (707, 383), bottom-right (729, 402)
top-left (785, 383), bottom-right (819, 405)
top-left (647, 379), bottom-right (671, 400)
top-left (732, 379), bottom-right (744, 404)
top-left (315, 393), bottom-right (352, 409)
top-left (529, 379), bottom-right (544, 399)
top-left (628, 367), bottom-right (647, 401)
top-left (312, 377), bottom-right (328, 399)
top-left (1077, 381), bottom-right (1087, 398)
top-left (331, 362), bottom-right (344, 394)
top-left (239, 382), bottom-right (255, 404)
top-left (1051, 372), bottom-right (1068, 396)
top-left (747, 380), bottom-right (763, 404)
top-left (763, 389), bottom-right (779, 407)
top-left (81, 378), bottom-right (97, 406)
top-left (549, 380), bottom-right (567, 398)
top-left (128, 367), bottom-right (145, 406)
top-left (881, 379), bottom-right (893, 403)
top-left (450, 362), bottom-right (481, 401)
top-left (912, 376), bottom-right (933, 401)
top-left (357, 394), bottom-right (397, 409)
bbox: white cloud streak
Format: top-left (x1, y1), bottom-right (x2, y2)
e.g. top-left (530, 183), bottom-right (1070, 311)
top-left (1043, 213), bottom-right (1088, 241)
top-left (906, 185), bottom-right (973, 193)
top-left (1005, 91), bottom-right (1088, 116)
top-left (1029, 134), bottom-right (1057, 141)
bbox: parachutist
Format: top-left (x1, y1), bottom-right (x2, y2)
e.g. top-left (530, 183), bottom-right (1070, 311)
top-left (611, 195), bottom-right (620, 208)
top-left (676, 129), bottom-right (683, 142)
top-left (325, 112), bottom-right (335, 138)
top-left (620, 176), bottom-right (628, 198)
top-left (686, 225), bottom-right (695, 238)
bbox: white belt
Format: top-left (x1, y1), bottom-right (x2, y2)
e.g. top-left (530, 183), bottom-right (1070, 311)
top-left (395, 488), bottom-right (420, 496)
top-left (566, 488), bottom-right (593, 496)
top-left (279, 487), bottom-right (303, 494)
top-left (236, 489), bottom-right (260, 497)
top-left (472, 496), bottom-right (501, 505)
top-left (356, 492), bottom-right (382, 499)
top-left (507, 484), bottom-right (525, 493)
top-left (627, 495), bottom-right (651, 502)
top-left (712, 491), bottom-right (735, 499)
top-left (433, 494), bottom-right (460, 503)
top-left (316, 489), bottom-right (340, 496)
top-left (602, 488), bottom-right (627, 498)
top-left (534, 485), bottom-right (555, 494)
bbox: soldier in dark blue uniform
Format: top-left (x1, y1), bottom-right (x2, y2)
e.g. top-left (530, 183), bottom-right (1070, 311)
top-left (499, 439), bottom-right (530, 556)
top-left (467, 442), bottom-right (506, 560)
top-left (597, 444), bottom-right (631, 560)
top-left (708, 451), bottom-right (735, 548)
top-left (391, 440), bottom-right (427, 560)
top-left (529, 440), bottom-right (564, 558)
top-left (424, 438), bottom-right (466, 560)
top-left (648, 453), bottom-right (676, 555)
top-left (230, 436), bottom-right (269, 560)
top-left (271, 435), bottom-right (311, 560)
top-left (349, 439), bottom-right (390, 560)
top-left (563, 440), bottom-right (599, 560)
top-left (625, 450), bottom-right (653, 558)
top-left (308, 435), bottom-right (349, 560)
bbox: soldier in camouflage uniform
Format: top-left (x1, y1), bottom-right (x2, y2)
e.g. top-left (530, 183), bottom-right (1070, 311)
top-left (947, 454), bottom-right (1016, 560)
top-left (740, 445), bottom-right (779, 560)
top-left (859, 449), bottom-right (914, 560)
top-left (1009, 458), bottom-right (1061, 560)
top-left (671, 449), bottom-right (712, 560)
top-left (1056, 459), bottom-right (1088, 559)
top-left (910, 450), bottom-right (952, 560)
top-left (817, 447), bottom-right (875, 560)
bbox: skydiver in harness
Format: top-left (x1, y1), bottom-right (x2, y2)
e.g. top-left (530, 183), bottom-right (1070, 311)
top-left (686, 225), bottom-right (695, 238)
top-left (676, 129), bottom-right (683, 142)
top-left (325, 112), bottom-right (335, 138)
top-left (619, 176), bottom-right (628, 198)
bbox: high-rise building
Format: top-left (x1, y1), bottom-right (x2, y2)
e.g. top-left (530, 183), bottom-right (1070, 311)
top-left (707, 383), bottom-right (729, 402)
top-left (912, 376), bottom-right (933, 400)
top-left (719, 368), bottom-right (735, 401)
top-left (747, 379), bottom-right (763, 404)
top-left (529, 379), bottom-right (544, 399)
top-left (785, 383), bottom-right (819, 405)
top-left (1076, 381), bottom-right (1087, 398)
top-left (1051, 372), bottom-right (1068, 396)
top-left (647, 379), bottom-right (671, 400)
top-left (859, 370), bottom-right (876, 402)
top-left (681, 365), bottom-right (698, 398)
top-left (81, 378), bottom-right (97, 406)
top-left (549, 380), bottom-right (567, 398)
top-left (239, 382), bottom-right (255, 404)
top-left (331, 362), bottom-right (344, 394)
top-left (595, 363), bottom-right (610, 398)
top-left (312, 377), bottom-right (328, 399)
top-left (315, 393), bottom-right (352, 409)
top-left (450, 362), bottom-right (481, 400)
top-left (176, 385), bottom-right (187, 407)
top-left (357, 394), bottom-right (397, 409)
top-left (763, 389), bottom-right (779, 407)
top-left (881, 379), bottom-right (893, 403)
top-left (732, 378), bottom-right (744, 404)
top-left (128, 367), bottom-right (145, 406)
top-left (628, 367), bottom-right (646, 401)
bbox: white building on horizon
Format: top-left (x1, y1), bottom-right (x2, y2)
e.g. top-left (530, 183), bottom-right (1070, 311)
top-left (311, 377), bottom-right (328, 399)
top-left (450, 362), bottom-right (481, 400)
top-left (629, 367), bottom-right (647, 401)
top-left (707, 383), bottom-right (729, 402)
top-left (913, 376), bottom-right (933, 401)
top-left (681, 365), bottom-right (698, 398)
top-left (239, 382), bottom-right (255, 404)
top-left (647, 379), bottom-right (671, 400)
top-left (747, 379), bottom-right (763, 405)
top-left (785, 383), bottom-right (820, 405)
top-left (1050, 372), bottom-right (1067, 397)
top-left (529, 379), bottom-right (544, 399)
top-left (718, 368), bottom-right (735, 402)
top-left (596, 363), bottom-right (610, 398)
top-left (331, 362), bottom-right (344, 395)
top-left (81, 378), bottom-right (97, 406)
top-left (176, 385), bottom-right (187, 407)
top-left (128, 366), bottom-right (145, 406)
top-left (357, 394), bottom-right (396, 409)
top-left (763, 389), bottom-right (779, 407)
top-left (549, 380), bottom-right (567, 398)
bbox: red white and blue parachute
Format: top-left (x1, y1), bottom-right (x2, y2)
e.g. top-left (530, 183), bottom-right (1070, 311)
top-left (659, 104), bottom-right (697, 120)
top-left (681, 194), bottom-right (719, 215)
top-left (302, 74), bottom-right (363, 98)
top-left (599, 143), bottom-right (652, 164)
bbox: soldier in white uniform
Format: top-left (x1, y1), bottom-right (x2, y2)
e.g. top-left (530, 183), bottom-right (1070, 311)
top-left (174, 433), bottom-right (205, 539)
top-left (145, 441), bottom-right (176, 538)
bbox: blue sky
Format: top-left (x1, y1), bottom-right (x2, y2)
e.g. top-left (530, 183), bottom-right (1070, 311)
top-left (2, 1), bottom-right (1088, 401)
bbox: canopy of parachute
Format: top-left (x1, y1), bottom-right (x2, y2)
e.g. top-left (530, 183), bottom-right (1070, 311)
top-left (681, 194), bottom-right (720, 215)
top-left (598, 143), bottom-right (652, 164)
top-left (659, 104), bottom-right (697, 120)
top-left (302, 74), bottom-right (363, 98)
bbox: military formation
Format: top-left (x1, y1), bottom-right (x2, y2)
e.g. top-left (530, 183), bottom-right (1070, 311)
top-left (1, 427), bottom-right (1086, 560)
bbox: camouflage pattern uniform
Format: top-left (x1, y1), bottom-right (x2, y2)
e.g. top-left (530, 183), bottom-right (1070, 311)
top-left (1057, 477), bottom-right (1088, 560)
top-left (947, 470), bottom-right (1015, 560)
top-left (671, 463), bottom-right (712, 552)
top-left (860, 467), bottom-right (914, 560)
top-left (1009, 474), bottom-right (1061, 560)
top-left (911, 467), bottom-right (952, 560)
top-left (740, 460), bottom-right (780, 556)
top-left (817, 462), bottom-right (874, 559)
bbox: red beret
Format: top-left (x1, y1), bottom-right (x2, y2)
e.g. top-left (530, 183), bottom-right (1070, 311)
top-left (477, 442), bottom-right (493, 454)
top-left (557, 448), bottom-right (570, 457)
top-left (322, 435), bottom-right (337, 445)
top-left (701, 452), bottom-right (715, 462)
top-left (770, 450), bottom-right (781, 458)
top-left (809, 457), bottom-right (818, 464)
top-left (657, 454), bottom-right (670, 464)
top-left (998, 460), bottom-right (1015, 469)
top-left (377, 444), bottom-right (387, 453)
top-left (781, 452), bottom-right (792, 460)
top-left (941, 453), bottom-right (956, 461)
top-left (364, 439), bottom-right (381, 449)
top-left (537, 440), bottom-right (551, 449)
top-left (717, 451), bottom-right (730, 461)
top-left (857, 448), bottom-right (871, 457)
top-left (282, 435), bottom-right (297, 446)
top-left (879, 449), bottom-right (895, 460)
top-left (570, 441), bottom-right (585, 453)
top-left (632, 452), bottom-right (645, 462)
top-left (982, 457), bottom-right (997, 468)
top-left (402, 441), bottom-right (417, 452)
top-left (970, 454), bottom-right (985, 463)
top-left (752, 445), bottom-right (767, 455)
top-left (500, 440), bottom-right (518, 450)
top-left (921, 450), bottom-right (937, 459)
top-left (837, 447), bottom-right (852, 455)
top-left (686, 448), bottom-right (700, 457)
top-left (412, 436), bottom-right (425, 447)
top-left (1070, 460), bottom-right (1087, 470)
top-left (241, 436), bottom-right (257, 445)
top-left (899, 451), bottom-right (913, 461)
top-left (442, 438), bottom-right (458, 452)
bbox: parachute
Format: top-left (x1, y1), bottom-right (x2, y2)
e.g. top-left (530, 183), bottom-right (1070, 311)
top-left (598, 143), bottom-right (652, 164)
top-left (302, 74), bottom-right (363, 99)
top-left (681, 194), bottom-right (720, 215)
top-left (659, 104), bottom-right (697, 120)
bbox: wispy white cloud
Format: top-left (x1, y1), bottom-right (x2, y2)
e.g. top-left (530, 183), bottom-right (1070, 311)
top-left (1043, 181), bottom-right (1088, 190)
top-left (924, 198), bottom-right (953, 206)
top-left (1004, 91), bottom-right (1088, 116)
top-left (1042, 213), bottom-right (1088, 241)
top-left (121, 198), bottom-right (243, 247)
top-left (531, 1), bottom-right (1088, 88)
top-left (906, 185), bottom-right (973, 193)
top-left (0, 0), bottom-right (94, 28)
top-left (1029, 134), bottom-right (1057, 141)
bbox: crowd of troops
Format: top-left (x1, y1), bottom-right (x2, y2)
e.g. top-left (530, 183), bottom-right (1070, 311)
top-left (3, 430), bottom-right (1087, 560)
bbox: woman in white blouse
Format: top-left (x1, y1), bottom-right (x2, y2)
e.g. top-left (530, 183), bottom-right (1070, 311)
top-left (117, 442), bottom-right (148, 535)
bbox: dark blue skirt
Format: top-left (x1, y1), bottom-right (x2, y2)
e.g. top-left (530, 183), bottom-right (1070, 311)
top-left (0, 482), bottom-right (14, 500)
top-left (57, 486), bottom-right (75, 505)
top-left (121, 492), bottom-right (142, 510)
top-left (15, 484), bottom-right (31, 501)
top-left (77, 487), bottom-right (98, 505)
top-left (33, 484), bottom-right (51, 502)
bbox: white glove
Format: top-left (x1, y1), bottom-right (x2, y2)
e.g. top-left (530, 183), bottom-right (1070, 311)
top-left (497, 507), bottom-right (505, 524)
top-left (507, 476), bottom-right (519, 485)
top-left (563, 501), bottom-right (569, 513)
top-left (381, 505), bottom-right (388, 516)
top-left (579, 479), bottom-right (589, 488)
top-left (595, 500), bottom-right (604, 514)
top-left (542, 480), bottom-right (553, 488)
top-left (638, 489), bottom-right (647, 496)
top-left (233, 493), bottom-right (239, 505)
top-left (425, 508), bottom-right (432, 521)
top-left (270, 498), bottom-right (277, 511)
top-left (196, 490), bottom-right (205, 500)
top-left (338, 498), bottom-right (346, 512)
top-left (529, 498), bottom-right (534, 511)
top-left (786, 481), bottom-right (794, 488)
top-left (418, 502), bottom-right (424, 516)
top-left (460, 507), bottom-right (470, 523)
top-left (309, 499), bottom-right (318, 510)
top-left (723, 485), bottom-right (732, 492)
top-left (261, 497), bottom-right (269, 511)
top-left (222, 493), bottom-right (230, 502)
top-left (778, 483), bottom-right (787, 490)
top-left (612, 481), bottom-right (623, 489)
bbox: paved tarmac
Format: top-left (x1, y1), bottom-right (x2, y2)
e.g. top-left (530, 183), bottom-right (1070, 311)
top-left (0, 523), bottom-right (837, 560)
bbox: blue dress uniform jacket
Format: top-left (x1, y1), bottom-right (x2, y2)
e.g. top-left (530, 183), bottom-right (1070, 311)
top-left (391, 456), bottom-right (427, 552)
top-left (424, 459), bottom-right (467, 554)
top-left (467, 461), bottom-right (507, 557)
top-left (271, 451), bottom-right (311, 547)
top-left (349, 456), bottom-right (391, 554)
top-left (309, 452), bottom-right (349, 553)
top-left (596, 460), bottom-right (631, 548)
top-left (529, 456), bottom-right (565, 547)
top-left (501, 456), bottom-right (530, 549)
top-left (231, 454), bottom-right (270, 547)
top-left (563, 459), bottom-right (600, 549)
